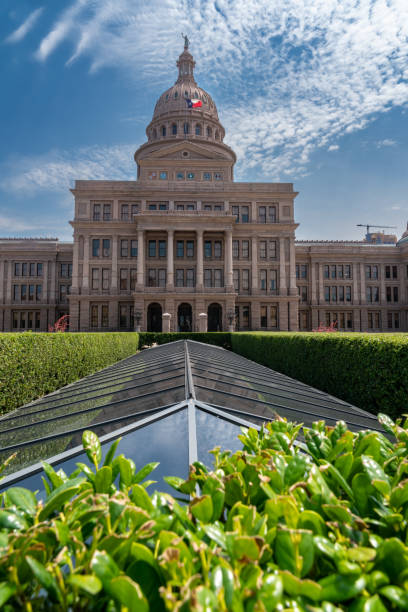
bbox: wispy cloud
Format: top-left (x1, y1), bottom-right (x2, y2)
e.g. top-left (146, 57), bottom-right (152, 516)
top-left (375, 139), bottom-right (398, 148)
top-left (1, 145), bottom-right (137, 194)
top-left (12, 1), bottom-right (408, 178)
top-left (328, 145), bottom-right (339, 152)
top-left (5, 7), bottom-right (44, 44)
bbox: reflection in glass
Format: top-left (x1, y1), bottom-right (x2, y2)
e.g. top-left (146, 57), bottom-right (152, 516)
top-left (196, 409), bottom-right (243, 467)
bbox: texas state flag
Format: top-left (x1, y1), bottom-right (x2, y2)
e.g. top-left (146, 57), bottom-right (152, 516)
top-left (186, 98), bottom-right (202, 108)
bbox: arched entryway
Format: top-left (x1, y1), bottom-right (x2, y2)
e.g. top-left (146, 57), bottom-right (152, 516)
top-left (208, 303), bottom-right (222, 331)
top-left (147, 303), bottom-right (162, 332)
top-left (178, 303), bottom-right (192, 332)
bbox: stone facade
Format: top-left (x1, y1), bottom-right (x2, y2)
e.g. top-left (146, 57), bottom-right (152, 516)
top-left (1, 44), bottom-right (408, 333)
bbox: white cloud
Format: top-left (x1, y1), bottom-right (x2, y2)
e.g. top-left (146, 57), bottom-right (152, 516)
top-left (375, 138), bottom-right (397, 148)
top-left (1, 144), bottom-right (137, 194)
top-left (5, 7), bottom-right (44, 44)
top-left (328, 145), bottom-right (339, 152)
top-left (16, 1), bottom-right (408, 178)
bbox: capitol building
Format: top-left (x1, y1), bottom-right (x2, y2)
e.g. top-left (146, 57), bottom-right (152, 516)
top-left (1, 42), bottom-right (408, 334)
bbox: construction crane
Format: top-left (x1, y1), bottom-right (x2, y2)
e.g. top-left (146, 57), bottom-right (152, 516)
top-left (356, 223), bottom-right (397, 234)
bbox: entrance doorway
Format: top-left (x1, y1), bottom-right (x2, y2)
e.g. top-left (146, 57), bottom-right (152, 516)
top-left (178, 303), bottom-right (192, 332)
top-left (208, 303), bottom-right (222, 331)
top-left (147, 303), bottom-right (162, 332)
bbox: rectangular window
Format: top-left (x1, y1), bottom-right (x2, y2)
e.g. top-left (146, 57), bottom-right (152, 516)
top-left (102, 239), bottom-right (110, 257)
top-left (366, 286), bottom-right (372, 303)
top-left (29, 263), bottom-right (36, 276)
top-left (158, 269), bottom-right (166, 287)
top-left (394, 312), bottom-right (400, 329)
top-left (325, 286), bottom-right (330, 302)
top-left (204, 241), bottom-right (212, 258)
top-left (330, 265), bottom-right (336, 279)
top-left (300, 264), bottom-right (307, 279)
top-left (233, 269), bottom-right (239, 290)
top-left (91, 268), bottom-right (99, 289)
top-left (21, 263), bottom-right (27, 276)
top-left (387, 312), bottom-right (392, 328)
top-left (386, 286), bottom-right (391, 302)
top-left (242, 240), bottom-right (249, 259)
top-left (232, 206), bottom-right (239, 222)
top-left (14, 263), bottom-right (21, 276)
top-left (121, 204), bottom-right (129, 220)
top-left (394, 286), bottom-right (399, 302)
top-left (20, 285), bottom-right (27, 301)
top-left (373, 286), bottom-right (379, 302)
top-left (259, 206), bottom-right (266, 223)
top-left (372, 265), bottom-right (378, 279)
top-left (260, 269), bottom-right (267, 290)
top-left (176, 269), bottom-right (184, 287)
top-left (177, 204), bottom-right (184, 211)
top-left (204, 269), bottom-right (212, 287)
top-left (339, 286), bottom-right (344, 302)
top-left (214, 205), bottom-right (222, 211)
top-left (268, 206), bottom-right (276, 222)
top-left (214, 241), bottom-right (222, 258)
top-left (101, 305), bottom-right (109, 327)
top-left (242, 305), bottom-right (250, 328)
top-left (120, 269), bottom-right (128, 290)
top-left (119, 305), bottom-right (127, 328)
top-left (214, 269), bottom-right (223, 287)
top-left (186, 269), bottom-right (195, 287)
top-left (13, 285), bottom-right (19, 301)
top-left (346, 286), bottom-right (352, 302)
top-left (296, 265), bottom-right (299, 279)
top-left (385, 265), bottom-right (391, 279)
top-left (131, 204), bottom-right (139, 216)
top-left (177, 241), bottom-right (184, 258)
top-left (130, 240), bottom-right (138, 257)
top-left (331, 286), bottom-right (337, 302)
top-left (37, 263), bottom-right (43, 276)
top-left (260, 306), bottom-right (267, 327)
top-left (344, 265), bottom-right (351, 279)
top-left (59, 285), bottom-right (67, 302)
top-left (270, 306), bottom-right (278, 328)
top-left (158, 202), bottom-right (168, 210)
top-left (186, 204), bottom-right (195, 211)
top-left (130, 268), bottom-right (137, 290)
top-left (242, 269), bottom-right (249, 290)
top-left (148, 269), bottom-right (156, 287)
top-left (203, 205), bottom-right (211, 211)
top-left (158, 240), bottom-right (166, 257)
top-left (365, 265), bottom-right (371, 279)
top-left (186, 240), bottom-right (194, 258)
top-left (241, 206), bottom-right (249, 223)
top-left (103, 204), bottom-right (112, 221)
top-left (120, 240), bottom-right (128, 257)
top-left (148, 241), bottom-right (156, 257)
top-left (232, 240), bottom-right (239, 259)
top-left (260, 241), bottom-right (267, 259)
top-left (93, 204), bottom-right (101, 221)
top-left (91, 305), bottom-right (98, 327)
top-left (324, 265), bottom-right (329, 279)
top-left (270, 270), bottom-right (277, 291)
top-left (301, 286), bottom-right (307, 302)
top-left (149, 204), bottom-right (157, 210)
top-left (102, 269), bottom-right (109, 290)
top-left (268, 240), bottom-right (277, 259)
top-left (92, 239), bottom-right (100, 257)
top-left (393, 265), bottom-right (398, 279)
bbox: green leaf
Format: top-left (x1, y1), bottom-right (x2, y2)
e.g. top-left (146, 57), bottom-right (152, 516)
top-left (194, 586), bottom-right (218, 611)
top-left (163, 475), bottom-right (196, 495)
top-left (26, 556), bottom-right (61, 603)
top-left (67, 574), bottom-right (102, 595)
top-left (280, 570), bottom-right (322, 601)
top-left (5, 487), bottom-right (37, 515)
top-left (90, 550), bottom-right (120, 585)
top-left (258, 574), bottom-right (284, 607)
top-left (94, 465), bottom-right (112, 493)
top-left (109, 576), bottom-right (149, 612)
top-left (319, 574), bottom-right (366, 603)
top-left (190, 495), bottom-right (213, 523)
top-left (390, 480), bottom-right (408, 509)
top-left (275, 527), bottom-right (314, 577)
top-left (349, 594), bottom-right (388, 612)
top-left (202, 523), bottom-right (227, 549)
top-left (378, 413), bottom-right (396, 437)
top-left (116, 456), bottom-right (134, 487)
top-left (210, 565), bottom-right (235, 608)
top-left (233, 535), bottom-right (262, 561)
top-left (42, 461), bottom-right (64, 489)
top-left (0, 582), bottom-right (16, 607)
top-left (131, 484), bottom-right (154, 511)
top-left (297, 510), bottom-right (327, 535)
top-left (347, 547), bottom-right (376, 563)
top-left (0, 510), bottom-right (27, 530)
top-left (133, 462), bottom-right (159, 484)
top-left (82, 430), bottom-right (102, 469)
top-left (380, 585), bottom-right (408, 609)
top-left (39, 476), bottom-right (86, 521)
top-left (361, 455), bottom-right (391, 496)
top-left (127, 560), bottom-right (164, 611)
top-left (103, 437), bottom-right (121, 467)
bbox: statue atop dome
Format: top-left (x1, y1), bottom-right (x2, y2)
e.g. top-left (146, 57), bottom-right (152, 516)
top-left (181, 33), bottom-right (190, 49)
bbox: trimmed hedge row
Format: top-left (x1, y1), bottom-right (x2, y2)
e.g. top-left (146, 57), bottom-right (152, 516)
top-left (0, 332), bottom-right (140, 415)
top-left (139, 331), bottom-right (231, 349)
top-left (230, 332), bottom-right (408, 419)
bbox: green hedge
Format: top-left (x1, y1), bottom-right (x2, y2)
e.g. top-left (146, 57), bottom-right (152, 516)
top-left (1, 416), bottom-right (408, 610)
top-left (139, 331), bottom-right (231, 350)
top-left (0, 332), bottom-right (140, 415)
top-left (231, 332), bottom-right (408, 419)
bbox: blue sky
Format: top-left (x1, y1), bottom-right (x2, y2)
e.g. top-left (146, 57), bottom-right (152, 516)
top-left (1, 0), bottom-right (408, 241)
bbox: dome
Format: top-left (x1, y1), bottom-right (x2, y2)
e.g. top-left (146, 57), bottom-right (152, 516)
top-left (153, 82), bottom-right (219, 122)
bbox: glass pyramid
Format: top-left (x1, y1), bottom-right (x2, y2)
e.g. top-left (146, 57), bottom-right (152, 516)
top-left (0, 340), bottom-right (379, 491)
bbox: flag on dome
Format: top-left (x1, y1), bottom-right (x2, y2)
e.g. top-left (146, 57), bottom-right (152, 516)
top-left (186, 98), bottom-right (202, 108)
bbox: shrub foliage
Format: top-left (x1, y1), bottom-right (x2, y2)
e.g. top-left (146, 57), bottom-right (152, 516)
top-left (0, 332), bottom-right (140, 414)
top-left (231, 332), bottom-right (408, 419)
top-left (1, 415), bottom-right (408, 610)
top-left (139, 331), bottom-right (231, 350)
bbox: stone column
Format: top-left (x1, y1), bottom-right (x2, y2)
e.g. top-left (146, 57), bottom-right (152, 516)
top-left (251, 201), bottom-right (257, 222)
top-left (225, 230), bottom-right (233, 290)
top-left (71, 234), bottom-right (80, 293)
top-left (289, 238), bottom-right (297, 295)
top-left (196, 229), bottom-right (204, 290)
top-left (113, 199), bottom-right (119, 220)
top-left (251, 301), bottom-right (260, 330)
top-left (137, 230), bottom-right (145, 288)
top-left (82, 237), bottom-right (90, 291)
top-left (167, 230), bottom-right (174, 289)
top-left (279, 238), bottom-right (287, 296)
top-left (311, 261), bottom-right (317, 304)
top-left (279, 301), bottom-right (289, 330)
top-left (380, 265), bottom-right (386, 304)
top-left (162, 312), bottom-right (171, 332)
top-left (196, 200), bottom-right (202, 211)
top-left (318, 263), bottom-right (324, 304)
top-left (50, 260), bottom-right (56, 304)
top-left (6, 262), bottom-right (12, 304)
top-left (111, 237), bottom-right (118, 292)
top-left (311, 309), bottom-right (319, 329)
top-left (353, 264), bottom-right (359, 305)
top-left (43, 261), bottom-right (49, 302)
top-left (251, 237), bottom-right (258, 292)
top-left (169, 200), bottom-right (174, 211)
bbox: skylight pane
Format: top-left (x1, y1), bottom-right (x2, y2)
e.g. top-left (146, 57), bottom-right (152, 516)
top-left (196, 409), bottom-right (244, 466)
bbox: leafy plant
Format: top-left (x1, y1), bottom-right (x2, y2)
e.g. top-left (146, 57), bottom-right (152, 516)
top-left (1, 415), bottom-right (408, 610)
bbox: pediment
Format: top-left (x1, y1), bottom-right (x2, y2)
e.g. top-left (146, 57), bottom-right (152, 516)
top-left (146, 141), bottom-right (230, 161)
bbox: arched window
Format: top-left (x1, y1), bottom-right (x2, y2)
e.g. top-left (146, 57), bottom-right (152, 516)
top-left (184, 90), bottom-right (189, 98)
top-left (184, 122), bottom-right (189, 134)
top-left (174, 91), bottom-right (178, 99)
top-left (161, 125), bottom-right (166, 137)
top-left (194, 91), bottom-right (199, 99)
top-left (172, 123), bottom-right (177, 135)
top-left (215, 130), bottom-right (219, 140)
top-left (153, 128), bottom-right (157, 139)
top-left (195, 123), bottom-right (202, 136)
top-left (207, 126), bottom-right (212, 137)
top-left (165, 94), bottom-right (169, 101)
